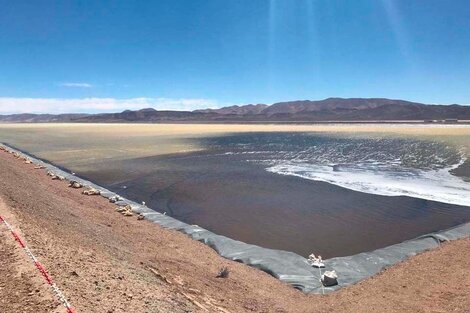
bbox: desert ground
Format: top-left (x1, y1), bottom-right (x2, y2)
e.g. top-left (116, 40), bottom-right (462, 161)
top-left (1, 130), bottom-right (470, 312)
top-left (0, 123), bottom-right (469, 168)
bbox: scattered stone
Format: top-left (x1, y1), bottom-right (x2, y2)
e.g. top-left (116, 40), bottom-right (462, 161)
top-left (116, 204), bottom-right (133, 216)
top-left (308, 253), bottom-right (325, 268)
top-left (109, 196), bottom-right (121, 203)
top-left (82, 188), bottom-right (101, 196)
top-left (321, 270), bottom-right (338, 287)
top-left (123, 210), bottom-right (133, 217)
top-left (69, 181), bottom-right (83, 188)
top-left (216, 267), bottom-right (229, 278)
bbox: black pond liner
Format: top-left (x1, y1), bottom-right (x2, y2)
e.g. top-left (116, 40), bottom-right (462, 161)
top-left (2, 142), bottom-right (469, 294)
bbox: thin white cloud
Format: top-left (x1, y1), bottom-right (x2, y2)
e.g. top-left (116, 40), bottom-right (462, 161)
top-left (59, 82), bottom-right (93, 88)
top-left (0, 97), bottom-right (223, 114)
top-left (381, 0), bottom-right (412, 60)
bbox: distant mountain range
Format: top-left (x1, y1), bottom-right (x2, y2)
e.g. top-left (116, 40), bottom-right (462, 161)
top-left (195, 104), bottom-right (268, 115)
top-left (0, 113), bottom-right (89, 123)
top-left (1, 98), bottom-right (470, 123)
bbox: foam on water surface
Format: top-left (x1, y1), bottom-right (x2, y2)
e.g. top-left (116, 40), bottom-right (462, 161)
top-left (267, 160), bottom-right (470, 207)
top-left (207, 133), bottom-right (470, 207)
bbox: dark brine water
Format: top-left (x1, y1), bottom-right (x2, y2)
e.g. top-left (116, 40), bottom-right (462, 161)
top-left (80, 133), bottom-right (470, 258)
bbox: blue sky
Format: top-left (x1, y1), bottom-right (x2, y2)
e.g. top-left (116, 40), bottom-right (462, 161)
top-left (0, 0), bottom-right (469, 113)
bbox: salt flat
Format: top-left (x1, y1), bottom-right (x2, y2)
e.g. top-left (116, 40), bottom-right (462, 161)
top-left (1, 123), bottom-right (469, 166)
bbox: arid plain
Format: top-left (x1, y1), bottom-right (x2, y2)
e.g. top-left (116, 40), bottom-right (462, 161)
top-left (1, 123), bottom-right (470, 164)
